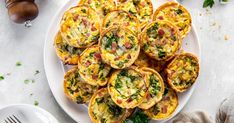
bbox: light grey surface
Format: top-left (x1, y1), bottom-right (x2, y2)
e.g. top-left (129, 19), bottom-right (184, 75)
top-left (0, 0), bottom-right (233, 123)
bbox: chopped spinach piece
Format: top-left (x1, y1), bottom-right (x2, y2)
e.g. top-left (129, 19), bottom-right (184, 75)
top-left (174, 9), bottom-right (183, 15)
top-left (158, 50), bottom-right (166, 58)
top-left (125, 110), bottom-right (149, 123)
top-left (96, 97), bottom-right (104, 104)
top-left (203, 0), bottom-right (215, 8)
top-left (0, 76), bottom-right (4, 81)
top-left (81, 9), bottom-right (86, 13)
top-left (16, 61), bottom-right (22, 66)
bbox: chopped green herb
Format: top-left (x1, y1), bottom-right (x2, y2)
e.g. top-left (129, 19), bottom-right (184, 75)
top-left (125, 110), bottom-right (149, 123)
top-left (96, 97), bottom-right (104, 104)
top-left (203, 0), bottom-right (215, 8)
top-left (16, 61), bottom-right (22, 66)
top-left (81, 9), bottom-right (86, 13)
top-left (174, 9), bottom-right (183, 15)
top-left (76, 96), bottom-right (84, 103)
top-left (34, 100), bottom-right (39, 106)
top-left (158, 50), bottom-right (166, 58)
top-left (34, 70), bottom-right (40, 75)
top-left (0, 76), bottom-right (4, 81)
top-left (24, 79), bottom-right (30, 84)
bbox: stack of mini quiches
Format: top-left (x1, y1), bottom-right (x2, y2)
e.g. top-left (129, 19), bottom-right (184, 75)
top-left (54, 1), bottom-right (200, 122)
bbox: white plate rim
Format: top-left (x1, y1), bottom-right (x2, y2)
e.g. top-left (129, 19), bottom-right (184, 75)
top-left (43, 0), bottom-right (201, 123)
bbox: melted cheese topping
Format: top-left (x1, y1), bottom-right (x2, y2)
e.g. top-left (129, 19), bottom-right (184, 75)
top-left (60, 5), bottom-right (100, 48)
top-left (88, 88), bottom-right (127, 123)
top-left (166, 53), bottom-right (199, 92)
top-left (54, 32), bottom-right (84, 65)
top-left (64, 66), bottom-right (98, 104)
top-left (153, 2), bottom-right (192, 38)
top-left (143, 86), bottom-right (178, 120)
top-left (102, 10), bottom-right (140, 34)
top-left (78, 45), bottom-right (111, 86)
top-left (108, 68), bottom-right (148, 108)
top-left (138, 67), bottom-right (164, 110)
top-left (100, 27), bottom-right (140, 69)
top-left (117, 0), bottom-right (153, 28)
top-left (78, 0), bottom-right (116, 20)
top-left (141, 21), bottom-right (182, 61)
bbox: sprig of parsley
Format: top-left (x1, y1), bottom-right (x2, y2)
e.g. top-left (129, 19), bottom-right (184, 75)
top-left (203, 0), bottom-right (215, 8)
top-left (124, 110), bottom-right (149, 123)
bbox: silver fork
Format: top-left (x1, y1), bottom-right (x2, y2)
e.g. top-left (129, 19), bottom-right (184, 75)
top-left (4, 115), bottom-right (22, 123)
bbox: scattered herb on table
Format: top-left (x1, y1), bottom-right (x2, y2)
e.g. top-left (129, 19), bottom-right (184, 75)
top-left (203, 0), bottom-right (215, 8)
top-left (0, 76), bottom-right (4, 81)
top-left (124, 110), bottom-right (149, 123)
top-left (34, 70), bottom-right (40, 75)
top-left (24, 79), bottom-right (35, 84)
top-left (16, 61), bottom-right (22, 66)
top-left (34, 100), bottom-right (39, 106)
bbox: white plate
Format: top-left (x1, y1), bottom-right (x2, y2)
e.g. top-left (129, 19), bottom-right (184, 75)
top-left (0, 104), bottom-right (59, 123)
top-left (44, 0), bottom-right (201, 123)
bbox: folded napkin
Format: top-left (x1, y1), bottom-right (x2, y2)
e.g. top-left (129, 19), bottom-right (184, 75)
top-left (172, 93), bottom-right (234, 123)
top-left (172, 111), bottom-right (213, 123)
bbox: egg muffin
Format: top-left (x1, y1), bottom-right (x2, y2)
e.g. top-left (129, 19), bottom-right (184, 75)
top-left (117, 0), bottom-right (153, 28)
top-left (143, 86), bottom-right (178, 120)
top-left (141, 21), bottom-right (182, 61)
top-left (64, 66), bottom-right (99, 104)
top-left (134, 51), bottom-right (152, 67)
top-left (78, 0), bottom-right (116, 20)
top-left (54, 32), bottom-right (84, 65)
top-left (99, 27), bottom-right (140, 69)
top-left (153, 2), bottom-right (192, 38)
top-left (102, 10), bottom-right (140, 34)
top-left (78, 45), bottom-right (111, 86)
top-left (165, 53), bottom-right (199, 92)
top-left (138, 67), bottom-right (164, 110)
top-left (88, 88), bottom-right (127, 123)
top-left (60, 5), bottom-right (100, 48)
top-left (108, 67), bottom-right (148, 108)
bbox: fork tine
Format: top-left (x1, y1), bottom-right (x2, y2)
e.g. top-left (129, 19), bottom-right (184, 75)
top-left (13, 115), bottom-right (21, 123)
top-left (4, 120), bottom-right (9, 123)
top-left (6, 117), bottom-right (13, 123)
top-left (9, 116), bottom-right (17, 123)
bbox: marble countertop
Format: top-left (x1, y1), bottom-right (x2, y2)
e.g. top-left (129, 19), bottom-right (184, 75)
top-left (0, 0), bottom-right (233, 122)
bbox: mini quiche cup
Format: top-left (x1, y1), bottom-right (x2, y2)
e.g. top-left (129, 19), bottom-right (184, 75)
top-left (60, 5), bottom-right (100, 48)
top-left (78, 0), bottom-right (116, 20)
top-left (54, 32), bottom-right (84, 65)
top-left (153, 2), bottom-right (192, 38)
top-left (138, 67), bottom-right (164, 110)
top-left (143, 85), bottom-right (178, 120)
top-left (134, 51), bottom-right (152, 67)
top-left (108, 67), bottom-right (148, 109)
top-left (99, 26), bottom-right (140, 69)
top-left (64, 66), bottom-right (99, 104)
top-left (141, 20), bottom-right (182, 61)
top-left (117, 0), bottom-right (153, 28)
top-left (102, 10), bottom-right (140, 34)
top-left (88, 88), bottom-right (127, 123)
top-left (165, 52), bottom-right (199, 92)
top-left (78, 45), bottom-right (111, 86)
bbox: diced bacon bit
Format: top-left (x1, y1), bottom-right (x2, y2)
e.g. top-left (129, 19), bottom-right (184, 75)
top-left (82, 18), bottom-right (88, 27)
top-left (94, 53), bottom-right (102, 61)
top-left (164, 97), bottom-right (171, 101)
top-left (171, 28), bottom-right (175, 35)
top-left (114, 57), bottom-right (120, 61)
top-left (127, 98), bottom-right (133, 103)
top-left (86, 33), bottom-right (90, 37)
top-left (161, 105), bottom-right (168, 114)
top-left (85, 60), bottom-right (91, 66)
top-left (98, 92), bottom-right (103, 97)
top-left (141, 2), bottom-right (145, 6)
top-left (124, 42), bottom-right (132, 49)
top-left (158, 16), bottom-right (164, 20)
top-left (117, 99), bottom-right (122, 104)
top-left (73, 15), bottom-right (79, 21)
top-left (111, 42), bottom-right (117, 53)
top-left (91, 24), bottom-right (97, 31)
top-left (117, 33), bottom-right (122, 38)
top-left (158, 29), bottom-right (165, 36)
top-left (92, 75), bottom-right (98, 80)
top-left (170, 41), bottom-right (174, 45)
top-left (127, 54), bottom-right (131, 59)
top-left (88, 0), bottom-right (91, 4)
top-left (124, 22), bottom-right (130, 26)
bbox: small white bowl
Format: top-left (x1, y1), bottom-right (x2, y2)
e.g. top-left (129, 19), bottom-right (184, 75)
top-left (0, 104), bottom-right (59, 123)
